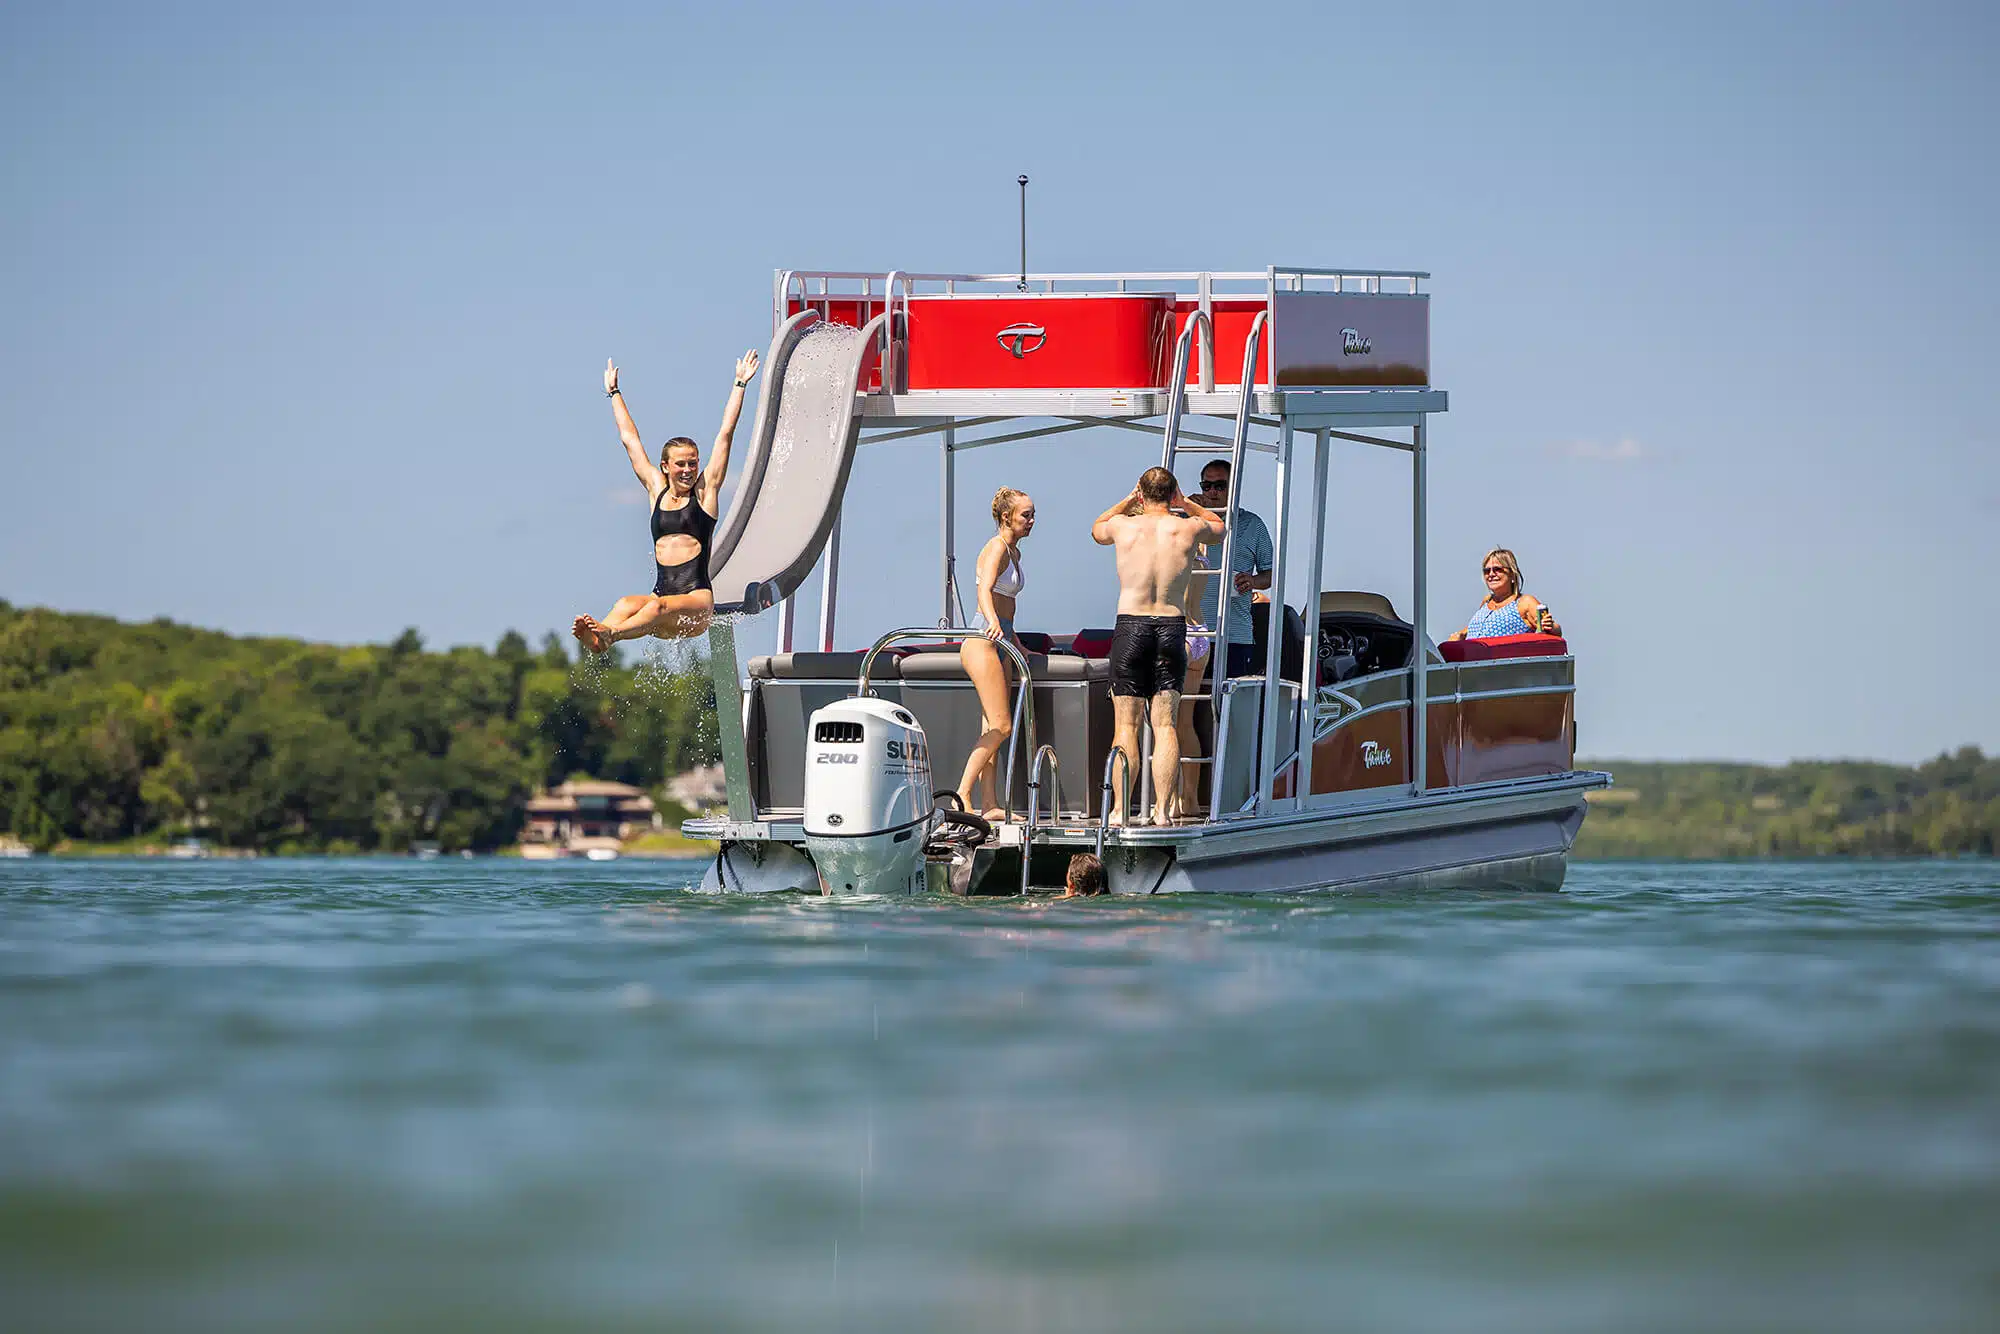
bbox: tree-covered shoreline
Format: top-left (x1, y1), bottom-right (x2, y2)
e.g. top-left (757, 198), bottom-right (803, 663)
top-left (2, 601), bottom-right (1994, 859)
top-left (0, 602), bottom-right (715, 854)
top-left (1574, 753), bottom-right (1998, 859)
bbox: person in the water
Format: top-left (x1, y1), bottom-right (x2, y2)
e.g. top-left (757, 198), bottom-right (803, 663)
top-left (573, 351), bottom-right (760, 653)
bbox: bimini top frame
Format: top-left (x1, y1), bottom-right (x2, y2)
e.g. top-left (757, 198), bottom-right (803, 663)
top-left (766, 263), bottom-right (1451, 834)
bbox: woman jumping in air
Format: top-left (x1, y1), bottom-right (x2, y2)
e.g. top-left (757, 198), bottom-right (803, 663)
top-left (572, 351), bottom-right (760, 653)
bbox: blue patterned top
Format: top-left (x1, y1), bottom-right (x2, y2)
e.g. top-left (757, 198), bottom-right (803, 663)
top-left (1466, 597), bottom-right (1535, 638)
top-left (1197, 509), bottom-right (1274, 644)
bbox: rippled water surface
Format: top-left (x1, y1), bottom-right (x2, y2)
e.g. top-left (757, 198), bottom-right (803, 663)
top-left (2, 858), bottom-right (1996, 1332)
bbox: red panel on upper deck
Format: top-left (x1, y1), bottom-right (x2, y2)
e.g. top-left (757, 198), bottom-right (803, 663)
top-left (902, 293), bottom-right (1175, 390)
top-left (1173, 299), bottom-right (1273, 388)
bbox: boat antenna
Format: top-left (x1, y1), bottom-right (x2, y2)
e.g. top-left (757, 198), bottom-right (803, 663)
top-left (1016, 175), bottom-right (1029, 291)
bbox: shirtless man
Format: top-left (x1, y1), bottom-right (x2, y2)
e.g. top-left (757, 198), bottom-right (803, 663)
top-left (1090, 467), bottom-right (1227, 826)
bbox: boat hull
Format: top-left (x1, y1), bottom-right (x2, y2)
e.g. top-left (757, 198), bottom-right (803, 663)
top-left (688, 773), bottom-right (1601, 896)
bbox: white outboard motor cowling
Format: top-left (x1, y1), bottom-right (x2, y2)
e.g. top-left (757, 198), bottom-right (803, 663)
top-left (803, 697), bottom-right (934, 896)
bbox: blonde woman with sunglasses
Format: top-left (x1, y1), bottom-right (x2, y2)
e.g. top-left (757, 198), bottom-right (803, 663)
top-left (1447, 547), bottom-right (1561, 641)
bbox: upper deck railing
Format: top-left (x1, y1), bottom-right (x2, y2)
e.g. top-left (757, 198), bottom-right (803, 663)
top-left (775, 266), bottom-right (1433, 399)
top-left (776, 266), bottom-right (1428, 326)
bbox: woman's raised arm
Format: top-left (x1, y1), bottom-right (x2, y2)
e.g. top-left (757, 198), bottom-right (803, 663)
top-left (605, 358), bottom-right (661, 494)
top-left (701, 349), bottom-right (761, 507)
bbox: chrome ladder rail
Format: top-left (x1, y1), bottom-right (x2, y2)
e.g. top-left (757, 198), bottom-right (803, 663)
top-left (1206, 310), bottom-right (1270, 819)
top-left (1095, 747), bottom-right (1131, 861)
top-left (856, 627), bottom-right (1038, 823)
top-left (1021, 744), bottom-right (1064, 895)
top-left (1157, 311), bottom-right (1214, 470)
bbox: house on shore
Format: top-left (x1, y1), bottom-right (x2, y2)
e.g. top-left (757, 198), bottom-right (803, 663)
top-left (666, 764), bottom-right (728, 814)
top-left (521, 780), bottom-right (659, 859)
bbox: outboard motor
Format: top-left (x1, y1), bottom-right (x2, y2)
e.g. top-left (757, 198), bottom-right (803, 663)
top-left (803, 697), bottom-right (934, 896)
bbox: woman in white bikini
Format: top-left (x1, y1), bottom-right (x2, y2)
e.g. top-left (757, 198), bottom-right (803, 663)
top-left (955, 487), bottom-right (1036, 820)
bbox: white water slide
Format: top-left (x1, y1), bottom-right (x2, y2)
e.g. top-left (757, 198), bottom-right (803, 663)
top-left (707, 311), bottom-right (885, 614)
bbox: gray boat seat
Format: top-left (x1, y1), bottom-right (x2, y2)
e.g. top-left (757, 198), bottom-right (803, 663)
top-left (746, 651), bottom-right (899, 681)
top-left (897, 650), bottom-right (1107, 682)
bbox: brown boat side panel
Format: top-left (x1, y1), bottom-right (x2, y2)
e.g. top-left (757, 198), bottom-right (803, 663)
top-left (1297, 683), bottom-right (1572, 798)
top-left (1303, 707), bottom-right (1408, 795)
top-left (1457, 692), bottom-right (1573, 786)
top-left (1427, 700), bottom-right (1455, 790)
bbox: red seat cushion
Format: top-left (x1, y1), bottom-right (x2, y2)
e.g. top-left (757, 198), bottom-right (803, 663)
top-left (1070, 627), bottom-right (1116, 659)
top-left (1440, 633), bottom-right (1568, 663)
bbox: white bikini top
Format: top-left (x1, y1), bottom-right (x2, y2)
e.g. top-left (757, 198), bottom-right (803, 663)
top-left (990, 548), bottom-right (1024, 598)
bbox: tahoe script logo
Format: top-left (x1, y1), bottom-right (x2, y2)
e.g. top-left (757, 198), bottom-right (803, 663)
top-left (1361, 740), bottom-right (1394, 769)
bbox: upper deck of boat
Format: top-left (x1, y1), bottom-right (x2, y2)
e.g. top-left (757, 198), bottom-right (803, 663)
top-left (854, 387), bottom-right (1447, 427)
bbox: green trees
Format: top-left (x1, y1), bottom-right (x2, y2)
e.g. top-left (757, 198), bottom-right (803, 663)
top-left (0, 606), bottom-right (716, 853)
top-left (1575, 749), bottom-right (2000, 858)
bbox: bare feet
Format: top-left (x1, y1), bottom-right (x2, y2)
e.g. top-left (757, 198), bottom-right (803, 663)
top-left (981, 808), bottom-right (1008, 822)
top-left (571, 616), bottom-right (610, 654)
top-left (571, 616), bottom-right (596, 651)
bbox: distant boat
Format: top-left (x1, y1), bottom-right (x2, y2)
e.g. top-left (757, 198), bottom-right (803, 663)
top-left (584, 847), bottom-right (620, 862)
top-left (165, 839), bottom-right (208, 860)
top-left (0, 845), bottom-right (31, 859)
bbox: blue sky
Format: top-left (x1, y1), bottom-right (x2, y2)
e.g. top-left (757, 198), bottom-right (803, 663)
top-left (2, 1), bottom-right (1994, 762)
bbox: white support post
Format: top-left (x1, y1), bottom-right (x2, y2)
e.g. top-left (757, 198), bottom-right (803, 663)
top-left (1294, 427), bottom-right (1330, 810)
top-left (941, 419), bottom-right (957, 626)
top-left (819, 513), bottom-right (842, 652)
top-left (777, 595), bottom-right (795, 654)
top-left (1254, 420), bottom-right (1295, 816)
top-left (1410, 419), bottom-right (1428, 796)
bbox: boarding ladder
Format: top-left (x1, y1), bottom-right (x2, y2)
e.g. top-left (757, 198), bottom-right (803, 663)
top-left (1104, 307), bottom-right (1270, 827)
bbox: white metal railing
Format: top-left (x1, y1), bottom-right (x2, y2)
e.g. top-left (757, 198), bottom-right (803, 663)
top-left (856, 627), bottom-right (1039, 824)
top-left (1270, 264), bottom-right (1428, 295)
top-left (777, 267), bottom-right (1428, 330)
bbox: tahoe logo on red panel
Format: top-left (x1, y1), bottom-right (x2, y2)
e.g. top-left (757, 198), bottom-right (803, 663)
top-left (996, 322), bottom-right (1048, 358)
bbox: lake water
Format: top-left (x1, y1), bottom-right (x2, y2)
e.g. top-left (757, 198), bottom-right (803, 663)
top-left (1, 858), bottom-right (1995, 1332)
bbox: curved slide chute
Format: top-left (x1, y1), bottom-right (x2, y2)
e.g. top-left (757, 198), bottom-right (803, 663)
top-left (709, 310), bottom-right (884, 614)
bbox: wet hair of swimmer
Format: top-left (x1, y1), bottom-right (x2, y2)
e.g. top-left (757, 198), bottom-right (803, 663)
top-left (1066, 853), bottom-right (1107, 896)
top-left (660, 436), bottom-right (700, 471)
top-left (1136, 466), bottom-right (1178, 504)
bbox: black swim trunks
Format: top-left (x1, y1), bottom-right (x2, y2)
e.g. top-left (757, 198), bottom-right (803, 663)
top-left (1109, 614), bottom-right (1188, 698)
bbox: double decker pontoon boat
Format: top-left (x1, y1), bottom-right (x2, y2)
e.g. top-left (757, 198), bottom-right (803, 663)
top-left (687, 264), bottom-right (1609, 895)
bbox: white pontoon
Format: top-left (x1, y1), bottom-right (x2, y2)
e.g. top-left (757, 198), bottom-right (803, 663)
top-left (687, 265), bottom-right (1609, 895)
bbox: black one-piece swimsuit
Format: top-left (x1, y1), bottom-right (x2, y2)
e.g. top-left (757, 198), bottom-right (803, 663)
top-left (651, 491), bottom-right (715, 597)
